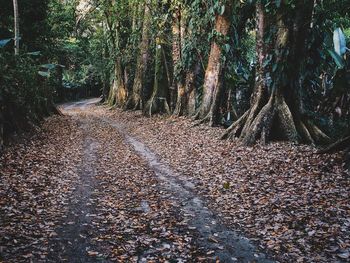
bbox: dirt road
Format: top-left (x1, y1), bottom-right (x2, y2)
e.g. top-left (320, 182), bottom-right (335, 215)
top-left (2, 98), bottom-right (348, 263)
top-left (0, 99), bottom-right (272, 262)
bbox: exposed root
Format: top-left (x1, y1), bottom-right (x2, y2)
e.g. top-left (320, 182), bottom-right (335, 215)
top-left (192, 110), bottom-right (201, 121)
top-left (115, 85), bottom-right (128, 108)
top-left (304, 120), bottom-right (331, 145)
top-left (173, 95), bottom-right (186, 117)
top-left (107, 87), bottom-right (116, 107)
top-left (296, 120), bottom-right (314, 144)
top-left (275, 95), bottom-right (298, 142)
top-left (240, 102), bottom-right (263, 139)
top-left (133, 100), bottom-right (141, 111)
top-left (318, 135), bottom-right (350, 154)
top-left (241, 95), bottom-right (276, 146)
top-left (143, 97), bottom-right (170, 117)
top-left (52, 105), bottom-right (63, 116)
top-left (192, 113), bottom-right (212, 127)
top-left (221, 110), bottom-right (249, 140)
top-left (124, 96), bottom-right (141, 111)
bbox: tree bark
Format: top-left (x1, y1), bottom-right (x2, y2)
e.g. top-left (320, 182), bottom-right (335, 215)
top-left (194, 2), bottom-right (232, 125)
top-left (108, 58), bottom-right (127, 107)
top-left (13, 0), bottom-right (19, 55)
top-left (236, 0), bottom-right (268, 140)
top-left (223, 0), bottom-right (330, 145)
top-left (0, 94), bottom-right (3, 152)
top-left (125, 3), bottom-right (151, 110)
top-left (172, 6), bottom-right (187, 116)
top-left (185, 60), bottom-right (201, 116)
top-left (143, 39), bottom-right (171, 117)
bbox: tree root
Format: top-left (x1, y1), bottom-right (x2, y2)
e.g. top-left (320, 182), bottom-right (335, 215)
top-left (319, 135), bottom-right (350, 171)
top-left (52, 106), bottom-right (63, 116)
top-left (275, 95), bottom-right (298, 142)
top-left (192, 113), bottom-right (212, 127)
top-left (143, 97), bottom-right (170, 117)
top-left (241, 95), bottom-right (276, 146)
top-left (304, 120), bottom-right (331, 144)
top-left (222, 91), bottom-right (330, 147)
top-left (221, 110), bottom-right (249, 140)
top-left (318, 136), bottom-right (350, 154)
top-left (124, 96), bottom-right (141, 111)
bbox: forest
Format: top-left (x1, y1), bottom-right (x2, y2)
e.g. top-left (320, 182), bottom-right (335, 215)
top-left (0, 0), bottom-right (349, 262)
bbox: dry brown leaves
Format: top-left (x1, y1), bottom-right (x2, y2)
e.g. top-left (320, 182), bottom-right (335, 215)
top-left (0, 106), bottom-right (207, 262)
top-left (1, 103), bottom-right (348, 263)
top-left (83, 115), bottom-right (203, 262)
top-left (109, 108), bottom-right (350, 263)
top-left (0, 116), bottom-right (83, 262)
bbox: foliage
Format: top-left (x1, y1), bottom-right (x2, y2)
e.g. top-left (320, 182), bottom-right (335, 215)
top-left (0, 51), bottom-right (54, 135)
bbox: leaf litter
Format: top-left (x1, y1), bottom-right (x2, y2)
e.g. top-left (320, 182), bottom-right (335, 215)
top-left (0, 100), bottom-right (349, 263)
top-left (107, 108), bottom-right (350, 263)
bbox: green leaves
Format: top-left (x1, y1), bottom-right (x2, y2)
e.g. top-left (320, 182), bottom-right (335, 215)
top-left (26, 51), bottom-right (41, 56)
top-left (38, 64), bottom-right (65, 78)
top-left (38, 71), bottom-right (50, 77)
top-left (275, 0), bottom-right (281, 8)
top-left (224, 44), bottom-right (231, 53)
top-left (0, 39), bottom-right (12, 48)
top-left (327, 49), bottom-right (345, 68)
top-left (41, 64), bottom-right (57, 70)
top-left (333, 28), bottom-right (347, 56)
top-left (219, 5), bottom-right (225, 15)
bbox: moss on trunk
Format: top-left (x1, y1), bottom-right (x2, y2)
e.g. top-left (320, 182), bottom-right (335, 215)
top-left (125, 3), bottom-right (151, 110)
top-left (223, 0), bottom-right (329, 145)
top-left (193, 2), bottom-right (232, 124)
top-left (143, 41), bottom-right (171, 117)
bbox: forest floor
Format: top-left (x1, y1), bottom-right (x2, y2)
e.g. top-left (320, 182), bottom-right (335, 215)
top-left (0, 98), bottom-right (349, 263)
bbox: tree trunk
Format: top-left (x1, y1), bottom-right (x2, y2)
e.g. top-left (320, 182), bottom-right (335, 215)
top-left (13, 0), bottom-right (19, 55)
top-left (224, 0), bottom-right (268, 140)
top-left (223, 1), bottom-right (330, 145)
top-left (186, 60), bottom-right (201, 116)
top-left (172, 7), bottom-right (187, 116)
top-left (108, 58), bottom-right (127, 107)
top-left (194, 2), bottom-right (232, 125)
top-left (0, 94), bottom-right (3, 152)
top-left (101, 41), bottom-right (110, 103)
top-left (125, 3), bottom-right (151, 110)
top-left (143, 40), bottom-right (171, 117)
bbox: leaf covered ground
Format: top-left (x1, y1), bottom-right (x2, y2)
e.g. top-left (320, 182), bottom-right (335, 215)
top-left (0, 100), bottom-right (349, 263)
top-left (107, 108), bottom-right (349, 263)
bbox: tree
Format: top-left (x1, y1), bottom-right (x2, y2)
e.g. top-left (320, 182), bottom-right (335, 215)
top-left (172, 3), bottom-right (186, 116)
top-left (125, 1), bottom-right (151, 110)
top-left (143, 1), bottom-right (172, 116)
top-left (13, 0), bottom-right (19, 55)
top-left (193, 1), bottom-right (232, 126)
top-left (103, 0), bottom-right (128, 107)
top-left (223, 0), bottom-right (330, 145)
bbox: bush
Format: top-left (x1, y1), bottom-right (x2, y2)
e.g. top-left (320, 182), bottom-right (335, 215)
top-left (0, 51), bottom-right (55, 140)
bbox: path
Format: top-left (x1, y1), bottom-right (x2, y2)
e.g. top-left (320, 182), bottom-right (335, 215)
top-left (48, 99), bottom-right (272, 262)
top-left (1, 98), bottom-right (272, 262)
top-left (1, 99), bottom-right (348, 262)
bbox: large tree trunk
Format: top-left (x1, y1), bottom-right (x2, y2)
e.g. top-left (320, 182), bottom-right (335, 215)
top-left (223, 1), bottom-right (268, 140)
top-left (125, 3), bottom-right (151, 110)
top-left (172, 6), bottom-right (187, 116)
top-left (194, 2), bottom-right (232, 125)
top-left (13, 0), bottom-right (19, 55)
top-left (185, 60), bottom-right (201, 116)
top-left (0, 95), bottom-right (3, 152)
top-left (100, 41), bottom-right (110, 103)
top-left (143, 39), bottom-right (171, 117)
top-left (108, 58), bottom-right (127, 107)
top-left (223, 0), bottom-right (329, 145)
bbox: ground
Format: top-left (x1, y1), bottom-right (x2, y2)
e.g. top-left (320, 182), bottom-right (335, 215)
top-left (0, 98), bottom-right (349, 263)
